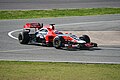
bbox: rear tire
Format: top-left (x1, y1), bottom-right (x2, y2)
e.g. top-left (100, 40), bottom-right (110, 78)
top-left (18, 32), bottom-right (30, 44)
top-left (79, 35), bottom-right (90, 43)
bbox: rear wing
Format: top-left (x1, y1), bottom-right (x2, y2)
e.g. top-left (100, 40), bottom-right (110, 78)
top-left (24, 23), bottom-right (43, 29)
top-left (23, 23), bottom-right (43, 34)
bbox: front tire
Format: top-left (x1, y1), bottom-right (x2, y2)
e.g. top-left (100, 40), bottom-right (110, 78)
top-left (79, 35), bottom-right (90, 43)
top-left (18, 32), bottom-right (30, 44)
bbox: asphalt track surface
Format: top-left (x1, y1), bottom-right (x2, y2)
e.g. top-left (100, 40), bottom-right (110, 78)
top-left (0, 15), bottom-right (120, 64)
top-left (0, 0), bottom-right (120, 10)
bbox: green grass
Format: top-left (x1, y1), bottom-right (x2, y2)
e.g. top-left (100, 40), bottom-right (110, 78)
top-left (0, 61), bottom-right (120, 80)
top-left (0, 8), bottom-right (120, 19)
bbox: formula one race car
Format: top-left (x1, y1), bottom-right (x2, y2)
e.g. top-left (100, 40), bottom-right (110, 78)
top-left (18, 23), bottom-right (97, 49)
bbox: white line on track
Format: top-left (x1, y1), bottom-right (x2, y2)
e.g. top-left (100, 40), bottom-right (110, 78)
top-left (8, 29), bottom-right (23, 40)
top-left (8, 20), bottom-right (120, 40)
top-left (0, 59), bottom-right (120, 64)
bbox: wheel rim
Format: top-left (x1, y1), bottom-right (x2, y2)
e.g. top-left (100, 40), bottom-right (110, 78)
top-left (55, 40), bottom-right (60, 46)
top-left (54, 39), bottom-right (62, 48)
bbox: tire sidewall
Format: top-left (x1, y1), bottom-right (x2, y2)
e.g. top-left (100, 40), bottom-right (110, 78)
top-left (53, 37), bottom-right (62, 49)
top-left (18, 32), bottom-right (30, 44)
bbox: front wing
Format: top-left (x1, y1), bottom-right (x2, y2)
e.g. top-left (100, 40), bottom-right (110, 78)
top-left (64, 42), bottom-right (97, 49)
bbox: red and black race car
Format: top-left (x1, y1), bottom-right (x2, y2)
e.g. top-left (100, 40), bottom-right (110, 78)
top-left (18, 23), bottom-right (97, 49)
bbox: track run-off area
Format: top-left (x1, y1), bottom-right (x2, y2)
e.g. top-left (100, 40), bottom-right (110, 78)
top-left (0, 15), bottom-right (120, 64)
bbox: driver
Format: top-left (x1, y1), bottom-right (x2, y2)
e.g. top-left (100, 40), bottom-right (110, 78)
top-left (54, 30), bottom-right (63, 34)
